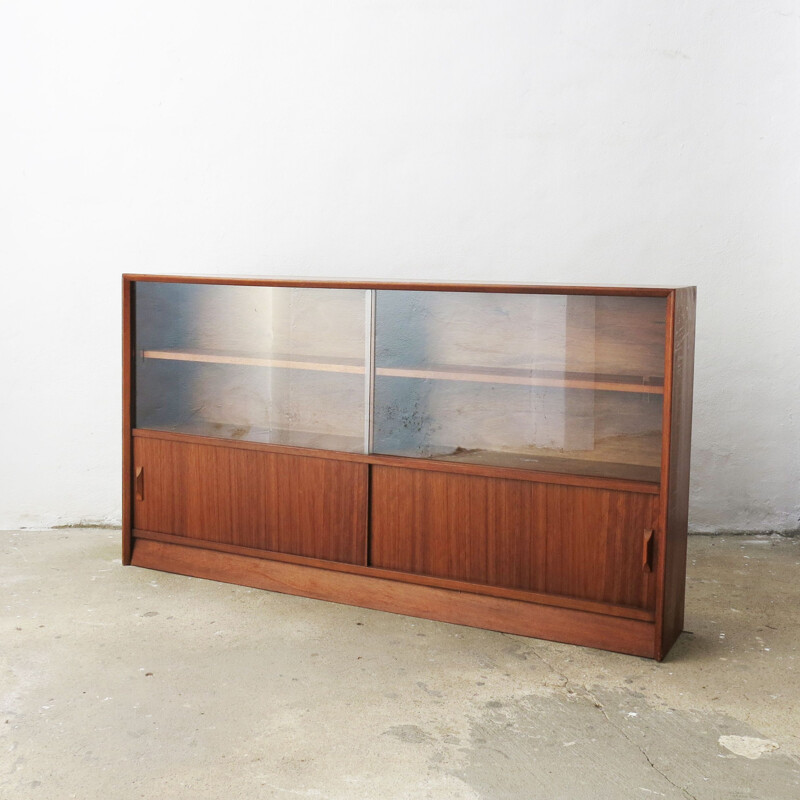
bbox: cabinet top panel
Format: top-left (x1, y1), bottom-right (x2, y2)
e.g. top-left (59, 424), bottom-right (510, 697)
top-left (124, 274), bottom-right (693, 297)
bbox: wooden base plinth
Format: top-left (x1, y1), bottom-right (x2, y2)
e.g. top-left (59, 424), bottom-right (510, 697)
top-left (130, 538), bottom-right (658, 659)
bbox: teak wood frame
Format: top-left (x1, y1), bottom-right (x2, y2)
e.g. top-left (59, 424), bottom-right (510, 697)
top-left (122, 275), bottom-right (695, 660)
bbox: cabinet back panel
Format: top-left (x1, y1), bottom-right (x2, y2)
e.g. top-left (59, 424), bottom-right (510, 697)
top-left (133, 437), bottom-right (367, 564)
top-left (370, 466), bottom-right (656, 610)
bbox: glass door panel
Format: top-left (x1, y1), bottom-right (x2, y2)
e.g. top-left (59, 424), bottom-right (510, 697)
top-left (135, 282), bottom-right (369, 452)
top-left (372, 290), bottom-right (667, 482)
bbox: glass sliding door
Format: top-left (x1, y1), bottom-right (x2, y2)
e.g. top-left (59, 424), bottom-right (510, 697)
top-left (372, 290), bottom-right (667, 482)
top-left (134, 282), bottom-right (668, 480)
top-left (135, 282), bottom-right (369, 452)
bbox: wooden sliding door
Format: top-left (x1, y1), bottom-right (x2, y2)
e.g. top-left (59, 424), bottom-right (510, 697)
top-left (370, 466), bottom-right (657, 611)
top-left (133, 435), bottom-right (368, 564)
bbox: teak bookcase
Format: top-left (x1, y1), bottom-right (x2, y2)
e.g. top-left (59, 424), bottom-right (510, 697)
top-left (122, 276), bottom-right (695, 660)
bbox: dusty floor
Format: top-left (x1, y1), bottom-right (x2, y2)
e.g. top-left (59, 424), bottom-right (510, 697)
top-left (1, 530), bottom-right (798, 799)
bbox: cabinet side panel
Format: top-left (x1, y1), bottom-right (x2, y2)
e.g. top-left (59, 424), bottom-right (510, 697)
top-left (659, 287), bottom-right (696, 658)
top-left (133, 438), bottom-right (367, 564)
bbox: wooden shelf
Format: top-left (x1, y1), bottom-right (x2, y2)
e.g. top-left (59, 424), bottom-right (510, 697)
top-left (377, 363), bottom-right (664, 394)
top-left (438, 448), bottom-right (660, 484)
top-left (142, 349), bottom-right (663, 394)
top-left (141, 349), bottom-right (365, 375)
top-left (139, 421), bottom-right (365, 453)
top-left (137, 421), bottom-right (659, 483)
top-left (377, 443), bottom-right (660, 484)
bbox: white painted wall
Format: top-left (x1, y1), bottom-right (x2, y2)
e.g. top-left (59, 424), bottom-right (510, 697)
top-left (1, 1), bottom-right (798, 532)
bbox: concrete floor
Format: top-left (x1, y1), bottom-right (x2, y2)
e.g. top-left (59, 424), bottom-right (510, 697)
top-left (1, 530), bottom-right (798, 800)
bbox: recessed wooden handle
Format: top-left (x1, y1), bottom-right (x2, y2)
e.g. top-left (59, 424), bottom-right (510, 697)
top-left (642, 529), bottom-right (654, 572)
top-left (135, 466), bottom-right (144, 501)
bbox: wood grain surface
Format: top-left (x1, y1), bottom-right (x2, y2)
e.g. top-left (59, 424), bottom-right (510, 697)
top-left (132, 428), bottom-right (660, 493)
top-left (657, 287), bottom-right (696, 658)
top-left (132, 527), bottom-right (653, 621)
top-left (122, 273), bottom-right (683, 296)
top-left (133, 437), bottom-right (368, 564)
top-left (131, 537), bottom-right (656, 657)
top-left (370, 466), bottom-right (658, 610)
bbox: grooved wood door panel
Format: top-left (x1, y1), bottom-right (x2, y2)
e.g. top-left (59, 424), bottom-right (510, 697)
top-left (369, 468), bottom-right (548, 591)
top-left (370, 466), bottom-right (657, 610)
top-left (543, 484), bottom-right (657, 609)
top-left (133, 437), bottom-right (367, 564)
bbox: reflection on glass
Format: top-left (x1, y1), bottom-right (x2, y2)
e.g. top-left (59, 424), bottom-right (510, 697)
top-left (135, 283), bottom-right (368, 452)
top-left (373, 291), bottom-right (667, 481)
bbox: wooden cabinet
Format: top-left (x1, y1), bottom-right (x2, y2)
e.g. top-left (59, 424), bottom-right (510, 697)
top-left (123, 276), bottom-right (695, 660)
